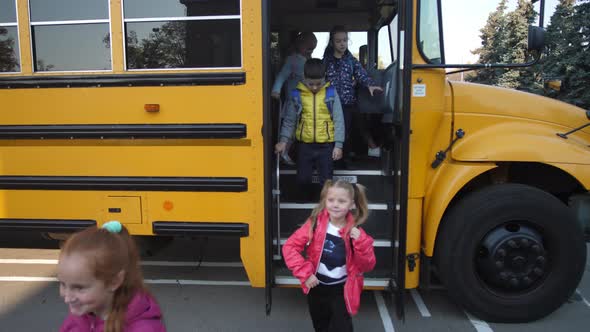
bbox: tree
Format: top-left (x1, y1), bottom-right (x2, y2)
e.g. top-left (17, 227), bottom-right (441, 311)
top-left (543, 0), bottom-right (590, 109)
top-left (469, 0), bottom-right (509, 85)
top-left (497, 0), bottom-right (539, 91)
top-left (125, 22), bottom-right (187, 69)
top-left (0, 27), bottom-right (19, 72)
top-left (543, 0), bottom-right (576, 100)
top-left (562, 0), bottom-right (590, 108)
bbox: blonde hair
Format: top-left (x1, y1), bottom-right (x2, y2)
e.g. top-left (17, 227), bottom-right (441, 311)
top-left (60, 225), bottom-right (146, 332)
top-left (308, 179), bottom-right (369, 238)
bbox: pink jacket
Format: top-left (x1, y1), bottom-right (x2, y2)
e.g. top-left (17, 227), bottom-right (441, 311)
top-left (282, 208), bottom-right (376, 315)
top-left (60, 291), bottom-right (166, 332)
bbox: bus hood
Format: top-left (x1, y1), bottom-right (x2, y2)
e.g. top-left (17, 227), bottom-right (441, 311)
top-left (449, 81), bottom-right (589, 135)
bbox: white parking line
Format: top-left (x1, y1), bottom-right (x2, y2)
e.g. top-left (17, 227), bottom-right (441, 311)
top-left (142, 261), bottom-right (243, 268)
top-left (145, 279), bottom-right (250, 286)
top-left (0, 259), bottom-right (243, 268)
top-left (0, 259), bottom-right (57, 264)
top-left (374, 291), bottom-right (395, 332)
top-left (464, 311), bottom-right (493, 332)
top-left (410, 289), bottom-right (431, 317)
top-left (0, 276), bottom-right (57, 282)
top-left (0, 276), bottom-right (250, 286)
top-left (576, 289), bottom-right (590, 308)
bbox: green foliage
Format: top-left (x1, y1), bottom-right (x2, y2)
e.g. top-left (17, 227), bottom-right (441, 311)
top-left (127, 22), bottom-right (187, 69)
top-left (471, 0), bottom-right (589, 109)
top-left (543, 0), bottom-right (590, 109)
top-left (0, 27), bottom-right (19, 72)
top-left (497, 0), bottom-right (539, 91)
top-left (469, 0), bottom-right (508, 85)
top-left (543, 1), bottom-right (577, 99)
top-left (560, 1), bottom-right (589, 109)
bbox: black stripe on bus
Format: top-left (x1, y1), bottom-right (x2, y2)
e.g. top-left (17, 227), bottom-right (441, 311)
top-left (0, 176), bottom-right (248, 192)
top-left (0, 219), bottom-right (96, 232)
top-left (152, 222), bottom-right (249, 237)
top-left (0, 123), bottom-right (246, 139)
top-left (0, 72), bottom-right (245, 88)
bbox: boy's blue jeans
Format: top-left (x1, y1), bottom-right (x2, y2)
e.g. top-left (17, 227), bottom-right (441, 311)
top-left (296, 142), bottom-right (334, 190)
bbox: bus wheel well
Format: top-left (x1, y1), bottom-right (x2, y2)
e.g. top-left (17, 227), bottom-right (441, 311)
top-left (433, 183), bottom-right (587, 322)
top-left (448, 162), bottom-right (584, 211)
top-left (430, 162), bottom-right (584, 285)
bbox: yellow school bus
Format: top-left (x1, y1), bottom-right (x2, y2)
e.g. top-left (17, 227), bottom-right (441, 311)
top-left (0, 0), bottom-right (588, 322)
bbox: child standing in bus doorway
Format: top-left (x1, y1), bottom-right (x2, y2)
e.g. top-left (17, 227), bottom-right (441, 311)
top-left (272, 32), bottom-right (318, 165)
top-left (58, 221), bottom-right (166, 332)
top-left (323, 25), bottom-right (383, 162)
top-left (275, 58), bottom-right (344, 200)
top-left (283, 180), bottom-right (376, 332)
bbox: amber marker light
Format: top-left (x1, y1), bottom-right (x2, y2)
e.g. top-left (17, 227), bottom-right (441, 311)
top-left (163, 200), bottom-right (174, 211)
top-left (144, 104), bottom-right (160, 112)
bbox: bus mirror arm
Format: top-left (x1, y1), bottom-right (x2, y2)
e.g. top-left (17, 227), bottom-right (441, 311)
top-left (422, 23), bottom-right (545, 75)
top-left (441, 51), bottom-right (543, 76)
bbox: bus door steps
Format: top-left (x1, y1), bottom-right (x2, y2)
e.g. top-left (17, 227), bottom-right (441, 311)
top-left (274, 266), bottom-right (392, 289)
top-left (275, 276), bottom-right (390, 288)
top-left (278, 169), bottom-right (394, 203)
top-left (272, 238), bottom-right (396, 248)
top-left (272, 242), bottom-right (395, 271)
top-left (276, 203), bottom-right (395, 243)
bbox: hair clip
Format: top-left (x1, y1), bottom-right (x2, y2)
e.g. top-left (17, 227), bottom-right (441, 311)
top-left (102, 220), bottom-right (122, 233)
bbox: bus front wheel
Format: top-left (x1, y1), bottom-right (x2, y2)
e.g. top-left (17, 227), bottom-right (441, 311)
top-left (435, 183), bottom-right (586, 322)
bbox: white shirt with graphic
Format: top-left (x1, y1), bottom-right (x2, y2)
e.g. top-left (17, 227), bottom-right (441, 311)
top-left (316, 222), bottom-right (347, 285)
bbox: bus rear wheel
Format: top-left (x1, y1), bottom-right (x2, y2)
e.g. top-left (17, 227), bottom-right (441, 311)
top-left (435, 183), bottom-right (587, 322)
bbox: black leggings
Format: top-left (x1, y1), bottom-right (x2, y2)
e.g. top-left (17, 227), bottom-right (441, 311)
top-left (307, 283), bottom-right (353, 332)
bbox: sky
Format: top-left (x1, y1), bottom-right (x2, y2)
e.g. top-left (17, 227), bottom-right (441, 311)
top-left (443, 0), bottom-right (559, 64)
top-left (312, 0), bottom-right (559, 65)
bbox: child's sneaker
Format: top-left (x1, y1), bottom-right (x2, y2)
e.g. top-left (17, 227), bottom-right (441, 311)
top-left (368, 147), bottom-right (381, 158)
top-left (280, 152), bottom-right (296, 166)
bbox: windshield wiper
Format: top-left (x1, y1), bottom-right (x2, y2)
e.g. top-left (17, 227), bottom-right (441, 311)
top-left (557, 110), bottom-right (590, 139)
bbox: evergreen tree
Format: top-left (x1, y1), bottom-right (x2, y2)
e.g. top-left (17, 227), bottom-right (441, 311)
top-left (564, 0), bottom-right (590, 109)
top-left (543, 0), bottom-right (576, 100)
top-left (497, 0), bottom-right (538, 91)
top-left (469, 0), bottom-right (508, 85)
top-left (0, 27), bottom-right (19, 72)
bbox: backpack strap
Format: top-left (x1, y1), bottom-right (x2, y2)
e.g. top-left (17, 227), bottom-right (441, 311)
top-left (290, 89), bottom-right (302, 113)
top-left (324, 85), bottom-right (335, 118)
top-left (290, 89), bottom-right (301, 101)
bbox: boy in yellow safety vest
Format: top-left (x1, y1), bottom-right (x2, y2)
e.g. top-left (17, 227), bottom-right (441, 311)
top-left (275, 58), bottom-right (345, 198)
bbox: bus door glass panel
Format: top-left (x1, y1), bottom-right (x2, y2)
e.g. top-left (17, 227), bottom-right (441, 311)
top-left (418, 0), bottom-right (443, 64)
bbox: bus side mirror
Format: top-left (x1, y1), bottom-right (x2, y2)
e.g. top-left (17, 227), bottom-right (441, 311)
top-left (528, 25), bottom-right (545, 52)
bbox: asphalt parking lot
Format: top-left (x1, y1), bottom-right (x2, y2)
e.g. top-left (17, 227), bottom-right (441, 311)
top-left (0, 233), bottom-right (588, 331)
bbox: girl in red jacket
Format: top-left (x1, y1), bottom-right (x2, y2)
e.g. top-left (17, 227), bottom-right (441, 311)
top-left (283, 179), bottom-right (376, 332)
top-left (58, 221), bottom-right (166, 332)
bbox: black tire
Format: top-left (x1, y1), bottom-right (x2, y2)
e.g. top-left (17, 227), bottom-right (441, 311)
top-left (435, 183), bottom-right (587, 322)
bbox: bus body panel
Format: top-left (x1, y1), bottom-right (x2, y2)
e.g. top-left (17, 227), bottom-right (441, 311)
top-left (0, 0), bottom-right (267, 287)
top-left (422, 162), bottom-right (497, 257)
top-left (421, 81), bottom-right (590, 258)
